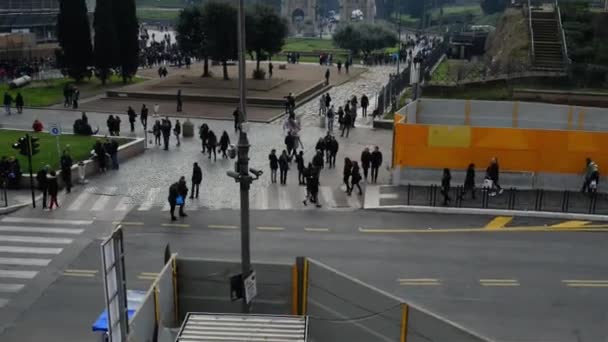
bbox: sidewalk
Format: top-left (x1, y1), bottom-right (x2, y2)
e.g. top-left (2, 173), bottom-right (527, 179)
top-left (365, 184), bottom-right (608, 216)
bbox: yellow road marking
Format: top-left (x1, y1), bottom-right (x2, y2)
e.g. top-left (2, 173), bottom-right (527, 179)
top-left (112, 221), bottom-right (144, 226)
top-left (398, 278), bottom-right (439, 282)
top-left (140, 272), bottom-right (159, 276)
top-left (484, 217), bottom-right (513, 230)
top-left (398, 278), bottom-right (441, 286)
top-left (358, 226), bottom-right (608, 234)
top-left (480, 283), bottom-right (520, 287)
top-left (137, 276), bottom-right (157, 280)
top-left (304, 228), bottom-right (330, 232)
top-left (161, 223), bottom-right (190, 228)
top-left (65, 269), bottom-right (98, 274)
top-left (63, 272), bottom-right (96, 278)
top-left (565, 283), bottom-right (608, 288)
top-left (399, 282), bottom-right (441, 286)
top-left (480, 279), bottom-right (519, 286)
top-left (257, 227), bottom-right (285, 231)
top-left (562, 280), bottom-right (608, 283)
top-left (208, 225), bottom-right (238, 230)
top-left (551, 221), bottom-right (591, 228)
top-left (480, 279), bottom-right (518, 282)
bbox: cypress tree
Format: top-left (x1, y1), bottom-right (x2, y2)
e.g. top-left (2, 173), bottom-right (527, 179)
top-left (112, 0), bottom-right (140, 83)
top-left (56, 0), bottom-right (93, 81)
top-left (93, 0), bottom-right (119, 85)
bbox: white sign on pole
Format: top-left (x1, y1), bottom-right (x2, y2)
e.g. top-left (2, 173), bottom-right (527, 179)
top-left (49, 123), bottom-right (61, 136)
top-left (244, 271), bottom-right (257, 304)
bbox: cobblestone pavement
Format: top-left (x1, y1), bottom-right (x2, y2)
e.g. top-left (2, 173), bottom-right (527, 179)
top-left (1, 108), bottom-right (391, 216)
top-left (274, 65), bottom-right (398, 128)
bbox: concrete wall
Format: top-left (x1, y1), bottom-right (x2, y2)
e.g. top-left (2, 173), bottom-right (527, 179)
top-left (176, 257), bottom-right (293, 320)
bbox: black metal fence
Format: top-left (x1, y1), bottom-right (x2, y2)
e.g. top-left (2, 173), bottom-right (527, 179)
top-left (388, 184), bottom-right (608, 215)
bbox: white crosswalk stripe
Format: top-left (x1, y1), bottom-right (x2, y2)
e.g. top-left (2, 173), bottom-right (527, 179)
top-left (91, 187), bottom-right (118, 211)
top-left (67, 187), bottom-right (93, 211)
top-left (0, 218), bottom-right (88, 311)
top-left (139, 188), bottom-right (162, 211)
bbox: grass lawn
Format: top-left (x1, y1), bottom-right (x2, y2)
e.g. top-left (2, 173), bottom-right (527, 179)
top-left (136, 0), bottom-right (184, 8)
top-left (433, 4), bottom-right (482, 17)
top-left (282, 38), bottom-right (347, 54)
top-left (0, 130), bottom-right (130, 172)
top-left (137, 8), bottom-right (180, 22)
top-left (2, 75), bottom-right (145, 107)
top-left (425, 83), bottom-right (512, 101)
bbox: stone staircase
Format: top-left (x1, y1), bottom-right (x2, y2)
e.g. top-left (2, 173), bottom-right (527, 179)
top-left (531, 10), bottom-right (565, 71)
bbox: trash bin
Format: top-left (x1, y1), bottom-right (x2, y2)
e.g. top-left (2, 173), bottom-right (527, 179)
top-left (182, 119), bottom-right (194, 138)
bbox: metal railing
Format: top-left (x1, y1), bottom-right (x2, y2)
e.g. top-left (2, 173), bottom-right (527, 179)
top-left (527, 0), bottom-right (536, 61)
top-left (396, 184), bottom-right (607, 215)
top-left (555, 0), bottom-right (571, 67)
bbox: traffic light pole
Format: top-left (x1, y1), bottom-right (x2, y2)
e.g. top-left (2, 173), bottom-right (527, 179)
top-left (26, 134), bottom-right (35, 209)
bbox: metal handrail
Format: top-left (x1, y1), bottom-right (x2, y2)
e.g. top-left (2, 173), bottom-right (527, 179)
top-left (528, 0), bottom-right (535, 60)
top-left (555, 0), bottom-right (570, 66)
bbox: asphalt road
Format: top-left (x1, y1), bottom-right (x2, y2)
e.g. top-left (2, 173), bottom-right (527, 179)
top-left (0, 206), bottom-right (606, 342)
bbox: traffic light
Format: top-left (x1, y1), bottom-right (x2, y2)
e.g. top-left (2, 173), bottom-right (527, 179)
top-left (12, 136), bottom-right (29, 157)
top-left (30, 136), bottom-right (40, 156)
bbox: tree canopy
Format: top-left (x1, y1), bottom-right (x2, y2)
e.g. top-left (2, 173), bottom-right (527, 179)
top-left (113, 0), bottom-right (140, 82)
top-left (481, 0), bottom-right (507, 15)
top-left (332, 22), bottom-right (398, 58)
top-left (176, 6), bottom-right (210, 76)
top-left (201, 1), bottom-right (238, 80)
top-left (93, 0), bottom-right (119, 84)
top-left (56, 0), bottom-right (93, 81)
top-left (246, 5), bottom-right (288, 74)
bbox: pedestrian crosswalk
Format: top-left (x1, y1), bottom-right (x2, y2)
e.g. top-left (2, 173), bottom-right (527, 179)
top-left (54, 185), bottom-right (364, 213)
top-left (0, 216), bottom-right (87, 309)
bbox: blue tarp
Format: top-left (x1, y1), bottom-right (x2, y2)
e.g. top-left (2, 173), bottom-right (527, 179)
top-left (92, 290), bottom-right (147, 333)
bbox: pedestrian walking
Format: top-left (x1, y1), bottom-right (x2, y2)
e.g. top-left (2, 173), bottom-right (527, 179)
top-left (337, 106), bottom-right (344, 130)
top-left (174, 119), bottom-right (181, 146)
top-left (233, 107), bottom-right (242, 133)
top-left (15, 92), bottom-right (23, 114)
top-left (328, 136), bottom-right (338, 169)
top-left (296, 151), bottom-right (305, 185)
top-left (279, 150), bottom-right (290, 185)
top-left (324, 92), bottom-right (332, 112)
top-left (93, 140), bottom-right (107, 172)
top-left (63, 84), bottom-right (72, 108)
top-left (72, 88), bottom-right (79, 109)
top-left (341, 111), bottom-right (352, 138)
top-left (60, 150), bottom-right (73, 193)
top-left (582, 157), bottom-right (600, 193)
top-left (351, 96), bottom-right (358, 127)
top-left (36, 165), bottom-right (49, 209)
top-left (127, 106), bottom-right (137, 132)
top-left (47, 170), bottom-right (59, 210)
top-left (105, 138), bottom-right (119, 170)
top-left (337, 61), bottom-right (342, 73)
top-left (370, 146), bottom-right (382, 183)
top-left (361, 94), bottom-right (369, 118)
top-left (207, 130), bottom-right (217, 161)
top-left (349, 161), bottom-right (363, 196)
top-left (269, 149), bottom-right (278, 183)
top-left (441, 168), bottom-right (452, 205)
top-left (3, 92), bottom-right (12, 115)
top-left (153, 120), bottom-right (161, 146)
top-left (460, 163), bottom-right (476, 200)
top-left (312, 150), bottom-right (324, 171)
top-left (190, 162), bottom-right (202, 199)
top-left (168, 181), bottom-right (179, 221)
top-left (324, 68), bottom-right (330, 86)
top-left (269, 62), bottom-right (273, 78)
top-left (361, 147), bottom-right (371, 181)
top-left (106, 115), bottom-right (114, 136)
top-left (219, 131), bottom-right (230, 158)
top-left (345, 60), bottom-right (350, 74)
top-left (285, 131), bottom-right (297, 159)
top-left (326, 105), bottom-right (335, 132)
top-left (486, 157), bottom-right (503, 196)
top-left (140, 104), bottom-right (149, 129)
top-left (161, 118), bottom-right (171, 150)
top-left (319, 94), bottom-right (326, 116)
top-left (177, 89), bottom-right (183, 112)
top-left (177, 176), bottom-right (188, 216)
top-left (316, 137), bottom-right (326, 161)
top-left (199, 124), bottom-right (209, 153)
top-left (343, 158), bottom-right (352, 194)
top-left (153, 103), bottom-right (160, 118)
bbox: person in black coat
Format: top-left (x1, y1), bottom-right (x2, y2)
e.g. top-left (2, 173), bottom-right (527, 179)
top-left (199, 124), bottom-right (209, 153)
top-left (285, 132), bottom-right (296, 159)
top-left (327, 136), bottom-right (339, 169)
top-left (161, 118), bottom-right (171, 151)
top-left (269, 149), bottom-right (279, 183)
top-left (93, 140), bottom-right (107, 172)
top-left (370, 146), bottom-right (383, 183)
top-left (341, 112), bottom-right (352, 138)
top-left (486, 157), bottom-right (502, 195)
top-left (190, 163), bottom-right (202, 199)
top-left (279, 150), bottom-right (290, 185)
top-left (312, 150), bottom-right (324, 171)
top-left (343, 158), bottom-right (352, 194)
top-left (460, 163), bottom-right (476, 200)
top-left (15, 92), bottom-right (23, 114)
top-left (168, 182), bottom-right (179, 221)
top-left (441, 168), bottom-right (452, 205)
top-left (177, 90), bottom-right (183, 112)
top-left (174, 119), bottom-right (181, 147)
top-left (315, 137), bottom-right (326, 158)
top-left (361, 94), bottom-right (369, 118)
top-left (140, 104), bottom-right (149, 129)
top-left (349, 162), bottom-right (363, 196)
top-left (207, 130), bottom-right (217, 161)
top-left (36, 166), bottom-right (49, 209)
top-left (233, 107), bottom-right (241, 133)
top-left (47, 171), bottom-right (59, 210)
top-left (177, 176), bottom-right (188, 216)
top-left (295, 151), bottom-right (305, 185)
top-left (153, 120), bottom-right (161, 146)
top-left (219, 131), bottom-right (230, 158)
top-left (127, 106), bottom-right (137, 132)
top-left (60, 150), bottom-right (73, 193)
top-left (361, 147), bottom-right (371, 181)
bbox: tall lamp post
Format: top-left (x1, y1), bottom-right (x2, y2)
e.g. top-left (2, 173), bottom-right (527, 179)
top-left (227, 0), bottom-right (262, 314)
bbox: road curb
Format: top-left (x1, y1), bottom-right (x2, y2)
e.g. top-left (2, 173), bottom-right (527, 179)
top-left (0, 202), bottom-right (29, 215)
top-left (365, 205), bottom-right (608, 222)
